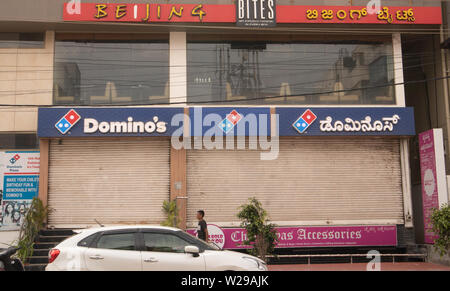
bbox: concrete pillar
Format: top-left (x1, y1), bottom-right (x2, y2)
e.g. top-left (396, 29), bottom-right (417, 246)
top-left (169, 31), bottom-right (187, 104)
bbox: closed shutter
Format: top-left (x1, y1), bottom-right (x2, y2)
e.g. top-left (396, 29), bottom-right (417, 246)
top-left (48, 139), bottom-right (169, 228)
top-left (187, 137), bottom-right (403, 226)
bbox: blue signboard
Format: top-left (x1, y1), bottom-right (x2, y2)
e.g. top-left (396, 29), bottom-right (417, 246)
top-left (3, 175), bottom-right (39, 200)
top-left (276, 107), bottom-right (415, 136)
top-left (189, 107), bottom-right (271, 137)
top-left (38, 107), bottom-right (184, 137)
top-left (38, 107), bottom-right (415, 138)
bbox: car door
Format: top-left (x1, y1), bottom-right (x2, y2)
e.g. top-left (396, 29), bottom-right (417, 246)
top-left (140, 231), bottom-right (205, 271)
top-left (84, 230), bottom-right (142, 271)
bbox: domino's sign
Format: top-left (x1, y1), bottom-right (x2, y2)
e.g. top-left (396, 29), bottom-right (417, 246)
top-left (292, 109), bottom-right (317, 133)
top-left (54, 109), bottom-right (167, 135)
top-left (38, 107), bottom-right (416, 138)
top-left (38, 107), bottom-right (183, 137)
top-left (55, 109), bottom-right (81, 134)
top-left (278, 107), bottom-right (415, 136)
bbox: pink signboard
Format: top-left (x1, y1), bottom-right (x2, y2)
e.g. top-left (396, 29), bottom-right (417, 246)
top-left (419, 129), bottom-right (445, 244)
top-left (188, 224), bottom-right (397, 249)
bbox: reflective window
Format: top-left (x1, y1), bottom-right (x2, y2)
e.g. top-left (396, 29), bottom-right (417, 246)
top-left (187, 39), bottom-right (395, 105)
top-left (0, 134), bottom-right (39, 149)
top-left (0, 33), bottom-right (45, 48)
top-left (143, 232), bottom-right (191, 253)
top-left (54, 35), bottom-right (169, 105)
top-left (96, 233), bottom-right (136, 251)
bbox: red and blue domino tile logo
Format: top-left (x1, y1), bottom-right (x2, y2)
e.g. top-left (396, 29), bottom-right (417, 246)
top-left (9, 154), bottom-right (20, 164)
top-left (292, 109), bottom-right (317, 134)
top-left (55, 109), bottom-right (81, 134)
top-left (218, 109), bottom-right (243, 133)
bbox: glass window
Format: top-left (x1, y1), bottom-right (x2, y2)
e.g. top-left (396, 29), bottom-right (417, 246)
top-left (77, 233), bottom-right (98, 248)
top-left (0, 33), bottom-right (45, 48)
top-left (143, 233), bottom-right (191, 253)
top-left (96, 233), bottom-right (136, 251)
top-left (54, 35), bottom-right (169, 105)
top-left (0, 134), bottom-right (39, 149)
top-left (187, 38), bottom-right (395, 105)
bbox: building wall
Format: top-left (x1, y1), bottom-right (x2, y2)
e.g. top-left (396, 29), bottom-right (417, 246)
top-left (0, 1), bottom-right (441, 241)
top-left (0, 31), bottom-right (54, 133)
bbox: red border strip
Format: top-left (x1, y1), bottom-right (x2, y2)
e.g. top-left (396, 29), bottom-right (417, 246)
top-left (4, 173), bottom-right (40, 175)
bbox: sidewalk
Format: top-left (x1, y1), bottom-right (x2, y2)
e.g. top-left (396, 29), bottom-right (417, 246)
top-left (268, 262), bottom-right (450, 271)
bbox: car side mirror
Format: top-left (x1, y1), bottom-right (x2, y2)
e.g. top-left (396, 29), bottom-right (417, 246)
top-left (184, 245), bottom-right (200, 257)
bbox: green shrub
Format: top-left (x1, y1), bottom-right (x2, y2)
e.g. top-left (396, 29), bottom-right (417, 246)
top-left (430, 204), bottom-right (450, 257)
top-left (16, 198), bottom-right (51, 262)
top-left (161, 200), bottom-right (180, 228)
top-left (237, 197), bottom-right (278, 262)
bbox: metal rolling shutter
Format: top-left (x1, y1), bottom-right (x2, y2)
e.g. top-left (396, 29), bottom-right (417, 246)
top-left (48, 139), bottom-right (169, 228)
top-left (186, 137), bottom-right (403, 226)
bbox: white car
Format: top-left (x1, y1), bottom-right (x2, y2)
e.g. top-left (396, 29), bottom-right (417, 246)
top-left (45, 225), bottom-right (267, 271)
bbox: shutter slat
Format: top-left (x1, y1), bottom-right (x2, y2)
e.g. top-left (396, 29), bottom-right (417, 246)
top-left (187, 137), bottom-right (403, 225)
top-left (48, 139), bottom-right (170, 227)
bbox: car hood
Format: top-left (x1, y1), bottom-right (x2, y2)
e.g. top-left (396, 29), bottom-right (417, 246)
top-left (206, 249), bottom-right (264, 263)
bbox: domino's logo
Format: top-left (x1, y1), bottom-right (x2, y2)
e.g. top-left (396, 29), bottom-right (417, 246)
top-left (9, 154), bottom-right (20, 164)
top-left (218, 110), bottom-right (243, 133)
top-left (293, 109), bottom-right (317, 134)
top-left (55, 109), bottom-right (81, 134)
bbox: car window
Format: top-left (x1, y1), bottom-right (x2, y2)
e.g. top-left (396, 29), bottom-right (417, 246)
top-left (96, 233), bottom-right (136, 251)
top-left (143, 233), bottom-right (191, 253)
top-left (77, 233), bottom-right (98, 247)
top-left (181, 231), bottom-right (220, 251)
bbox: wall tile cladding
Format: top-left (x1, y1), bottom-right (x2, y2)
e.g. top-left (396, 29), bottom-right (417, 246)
top-left (0, 31), bottom-right (54, 132)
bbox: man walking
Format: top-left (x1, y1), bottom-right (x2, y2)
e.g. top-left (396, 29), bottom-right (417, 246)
top-left (196, 210), bottom-right (209, 242)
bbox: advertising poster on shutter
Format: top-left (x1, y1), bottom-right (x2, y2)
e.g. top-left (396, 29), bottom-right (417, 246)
top-left (419, 129), bottom-right (448, 244)
top-left (188, 225), bottom-right (397, 249)
top-left (0, 151), bottom-right (40, 231)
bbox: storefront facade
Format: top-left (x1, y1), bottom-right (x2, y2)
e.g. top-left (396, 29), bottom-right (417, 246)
top-left (2, 0), bottom-right (447, 249)
top-left (37, 105), bottom-right (416, 248)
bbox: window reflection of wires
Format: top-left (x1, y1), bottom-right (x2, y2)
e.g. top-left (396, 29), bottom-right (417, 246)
top-left (0, 58), bottom-right (439, 103)
top-left (0, 74), bottom-right (449, 106)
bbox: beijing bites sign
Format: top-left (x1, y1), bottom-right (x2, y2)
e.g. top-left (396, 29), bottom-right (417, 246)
top-left (63, 3), bottom-right (442, 25)
top-left (236, 0), bottom-right (276, 27)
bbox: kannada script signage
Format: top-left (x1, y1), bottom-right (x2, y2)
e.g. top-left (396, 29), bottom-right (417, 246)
top-left (38, 107), bottom-right (415, 137)
top-left (277, 107), bottom-right (415, 136)
top-left (63, 3), bottom-right (442, 25)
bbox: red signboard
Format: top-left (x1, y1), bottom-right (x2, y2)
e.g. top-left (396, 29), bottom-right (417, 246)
top-left (63, 3), bottom-right (442, 25)
top-left (277, 5), bottom-right (442, 25)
